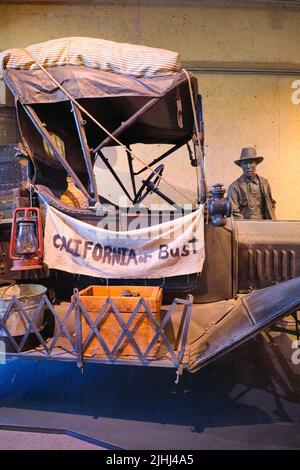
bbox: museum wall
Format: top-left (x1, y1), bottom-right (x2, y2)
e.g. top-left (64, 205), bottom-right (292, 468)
top-left (0, 1), bottom-right (300, 219)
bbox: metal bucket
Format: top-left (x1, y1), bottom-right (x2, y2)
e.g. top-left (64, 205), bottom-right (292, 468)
top-left (0, 284), bottom-right (47, 337)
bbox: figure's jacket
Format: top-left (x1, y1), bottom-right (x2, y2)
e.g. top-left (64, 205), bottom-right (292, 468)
top-left (227, 174), bottom-right (276, 220)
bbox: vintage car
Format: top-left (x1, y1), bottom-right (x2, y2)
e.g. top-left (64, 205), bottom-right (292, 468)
top-left (0, 37), bottom-right (299, 374)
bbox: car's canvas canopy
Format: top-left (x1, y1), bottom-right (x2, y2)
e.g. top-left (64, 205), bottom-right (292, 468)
top-left (3, 65), bottom-right (188, 105)
top-left (0, 37), bottom-right (191, 106)
top-left (0, 36), bottom-right (181, 80)
top-left (0, 38), bottom-right (197, 143)
top-left (0, 37), bottom-right (202, 207)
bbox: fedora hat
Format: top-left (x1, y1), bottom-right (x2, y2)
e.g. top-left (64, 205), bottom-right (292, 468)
top-left (234, 147), bottom-right (264, 166)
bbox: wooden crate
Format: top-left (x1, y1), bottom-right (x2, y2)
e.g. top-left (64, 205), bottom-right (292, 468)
top-left (77, 286), bottom-right (163, 359)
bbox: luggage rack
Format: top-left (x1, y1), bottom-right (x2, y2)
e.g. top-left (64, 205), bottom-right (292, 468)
top-left (0, 289), bottom-right (193, 383)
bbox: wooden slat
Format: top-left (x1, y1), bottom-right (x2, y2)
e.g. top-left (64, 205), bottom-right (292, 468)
top-left (0, 107), bottom-right (19, 145)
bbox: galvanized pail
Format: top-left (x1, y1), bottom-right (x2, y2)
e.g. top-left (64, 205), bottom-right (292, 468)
top-left (0, 284), bottom-right (47, 337)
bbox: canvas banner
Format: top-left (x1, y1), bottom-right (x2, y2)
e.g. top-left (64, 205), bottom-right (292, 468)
top-left (44, 204), bottom-right (205, 278)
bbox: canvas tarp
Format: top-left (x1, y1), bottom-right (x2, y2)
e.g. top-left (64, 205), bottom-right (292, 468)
top-left (0, 36), bottom-right (181, 80)
top-left (3, 65), bottom-right (191, 105)
top-left (44, 204), bottom-right (205, 279)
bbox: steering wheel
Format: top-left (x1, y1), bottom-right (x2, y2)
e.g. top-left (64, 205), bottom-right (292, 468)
top-left (133, 164), bottom-right (165, 205)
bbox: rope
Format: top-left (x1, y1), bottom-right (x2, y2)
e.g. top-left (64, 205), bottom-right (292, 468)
top-left (24, 50), bottom-right (194, 204)
top-left (195, 152), bottom-right (200, 200)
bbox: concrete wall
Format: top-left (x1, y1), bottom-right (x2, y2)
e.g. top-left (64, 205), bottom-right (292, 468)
top-left (0, 1), bottom-right (300, 218)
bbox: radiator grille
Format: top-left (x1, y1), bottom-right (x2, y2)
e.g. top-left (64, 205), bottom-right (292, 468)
top-left (247, 249), bottom-right (296, 282)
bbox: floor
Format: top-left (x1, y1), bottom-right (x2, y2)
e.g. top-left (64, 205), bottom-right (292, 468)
top-left (0, 320), bottom-right (299, 450)
top-left (0, 430), bottom-right (103, 450)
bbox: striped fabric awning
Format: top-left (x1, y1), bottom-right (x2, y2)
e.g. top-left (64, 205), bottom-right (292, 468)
top-left (0, 36), bottom-right (182, 79)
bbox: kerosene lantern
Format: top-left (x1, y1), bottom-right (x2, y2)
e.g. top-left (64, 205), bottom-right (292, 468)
top-left (9, 208), bottom-right (43, 270)
top-left (207, 183), bottom-right (232, 227)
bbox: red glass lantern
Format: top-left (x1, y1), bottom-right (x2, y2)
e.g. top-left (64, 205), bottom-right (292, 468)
top-left (9, 208), bottom-right (43, 271)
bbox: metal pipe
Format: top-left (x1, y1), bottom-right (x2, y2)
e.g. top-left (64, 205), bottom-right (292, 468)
top-left (134, 140), bottom-right (187, 176)
top-left (126, 146), bottom-right (137, 198)
top-left (96, 150), bottom-right (134, 202)
top-left (185, 66), bottom-right (300, 76)
top-left (23, 104), bottom-right (90, 200)
top-left (93, 96), bottom-right (160, 153)
top-left (3, 1), bottom-right (300, 6)
top-left (71, 102), bottom-right (99, 205)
